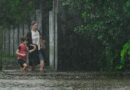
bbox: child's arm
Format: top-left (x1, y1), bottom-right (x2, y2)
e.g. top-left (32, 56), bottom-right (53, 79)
top-left (29, 44), bottom-right (36, 53)
top-left (16, 49), bottom-right (25, 56)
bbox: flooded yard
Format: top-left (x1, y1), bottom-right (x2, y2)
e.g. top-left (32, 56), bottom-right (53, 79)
top-left (0, 71), bottom-right (130, 90)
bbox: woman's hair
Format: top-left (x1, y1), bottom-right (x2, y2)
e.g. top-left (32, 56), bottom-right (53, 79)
top-left (31, 20), bottom-right (37, 26)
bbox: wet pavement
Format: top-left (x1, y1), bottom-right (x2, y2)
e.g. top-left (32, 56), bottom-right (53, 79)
top-left (0, 70), bottom-right (130, 90)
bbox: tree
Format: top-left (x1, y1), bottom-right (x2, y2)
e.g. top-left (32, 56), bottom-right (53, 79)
top-left (58, 0), bottom-right (130, 71)
top-left (0, 0), bottom-right (35, 27)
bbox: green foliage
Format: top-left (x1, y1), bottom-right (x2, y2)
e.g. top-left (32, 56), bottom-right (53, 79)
top-left (60, 0), bottom-right (130, 71)
top-left (120, 41), bottom-right (130, 69)
top-left (0, 0), bottom-right (35, 26)
top-left (124, 0), bottom-right (130, 15)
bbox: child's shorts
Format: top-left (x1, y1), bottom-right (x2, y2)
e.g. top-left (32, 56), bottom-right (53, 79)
top-left (17, 59), bottom-right (26, 67)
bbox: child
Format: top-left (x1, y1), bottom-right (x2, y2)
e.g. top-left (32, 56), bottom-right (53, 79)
top-left (16, 37), bottom-right (36, 73)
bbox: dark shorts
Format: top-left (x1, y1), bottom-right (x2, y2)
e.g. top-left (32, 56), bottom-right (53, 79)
top-left (28, 44), bottom-right (39, 66)
top-left (28, 45), bottom-right (46, 66)
top-left (17, 59), bottom-right (26, 67)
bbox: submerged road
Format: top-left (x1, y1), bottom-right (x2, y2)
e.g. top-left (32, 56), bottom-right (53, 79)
top-left (0, 70), bottom-right (130, 90)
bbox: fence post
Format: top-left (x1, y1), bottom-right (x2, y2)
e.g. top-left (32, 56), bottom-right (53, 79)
top-left (53, 0), bottom-right (58, 70)
top-left (0, 50), bottom-right (2, 71)
top-left (0, 30), bottom-right (4, 71)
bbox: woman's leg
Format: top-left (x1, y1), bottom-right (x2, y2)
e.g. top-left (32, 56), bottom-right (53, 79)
top-left (28, 53), bottom-right (35, 71)
top-left (31, 65), bottom-right (35, 71)
top-left (40, 60), bottom-right (44, 71)
top-left (39, 50), bottom-right (45, 72)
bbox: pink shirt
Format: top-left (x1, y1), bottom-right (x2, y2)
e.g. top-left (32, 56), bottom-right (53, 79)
top-left (17, 43), bottom-right (27, 60)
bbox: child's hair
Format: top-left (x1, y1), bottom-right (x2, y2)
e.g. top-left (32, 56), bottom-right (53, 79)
top-left (20, 37), bottom-right (26, 42)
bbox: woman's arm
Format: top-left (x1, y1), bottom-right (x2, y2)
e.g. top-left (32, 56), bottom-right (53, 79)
top-left (29, 44), bottom-right (36, 53)
top-left (39, 31), bottom-right (46, 49)
top-left (40, 39), bottom-right (46, 49)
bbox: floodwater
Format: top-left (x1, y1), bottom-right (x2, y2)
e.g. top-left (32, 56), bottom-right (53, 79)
top-left (0, 71), bottom-right (130, 90)
top-left (0, 79), bottom-right (130, 90)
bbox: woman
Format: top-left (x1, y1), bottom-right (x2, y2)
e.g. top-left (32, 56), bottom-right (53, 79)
top-left (26, 21), bottom-right (45, 72)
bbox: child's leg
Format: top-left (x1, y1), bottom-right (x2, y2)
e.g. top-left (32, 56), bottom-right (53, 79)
top-left (20, 67), bottom-right (23, 72)
top-left (18, 59), bottom-right (24, 71)
top-left (23, 63), bottom-right (28, 71)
